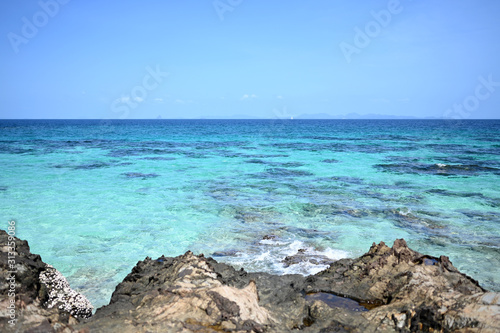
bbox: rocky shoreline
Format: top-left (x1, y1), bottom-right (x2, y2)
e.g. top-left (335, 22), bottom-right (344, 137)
top-left (1, 229), bottom-right (499, 332)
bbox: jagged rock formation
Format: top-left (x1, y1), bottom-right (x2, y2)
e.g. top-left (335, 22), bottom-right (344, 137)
top-left (310, 239), bottom-right (500, 332)
top-left (0, 229), bottom-right (93, 332)
top-left (82, 252), bottom-right (275, 332)
top-left (1, 229), bottom-right (499, 332)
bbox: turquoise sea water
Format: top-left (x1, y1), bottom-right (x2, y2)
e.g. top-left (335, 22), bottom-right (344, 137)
top-left (1, 119), bottom-right (499, 308)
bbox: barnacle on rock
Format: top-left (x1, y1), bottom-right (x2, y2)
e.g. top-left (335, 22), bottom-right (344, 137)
top-left (39, 265), bottom-right (93, 319)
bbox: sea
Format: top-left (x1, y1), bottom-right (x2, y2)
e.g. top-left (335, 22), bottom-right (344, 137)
top-left (1, 119), bottom-right (499, 308)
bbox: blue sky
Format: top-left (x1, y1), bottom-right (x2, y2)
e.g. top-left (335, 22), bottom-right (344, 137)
top-left (1, 0), bottom-right (499, 119)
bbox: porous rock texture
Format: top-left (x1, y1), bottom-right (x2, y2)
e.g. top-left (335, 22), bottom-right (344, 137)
top-left (309, 239), bottom-right (500, 332)
top-left (0, 229), bottom-right (93, 332)
top-left (1, 229), bottom-right (499, 332)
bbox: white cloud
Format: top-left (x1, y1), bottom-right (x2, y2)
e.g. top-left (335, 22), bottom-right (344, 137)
top-left (370, 98), bottom-right (391, 104)
top-left (276, 95), bottom-right (283, 99)
top-left (241, 94), bottom-right (258, 100)
top-left (175, 99), bottom-right (195, 104)
top-left (134, 97), bottom-right (144, 102)
top-left (154, 98), bottom-right (164, 103)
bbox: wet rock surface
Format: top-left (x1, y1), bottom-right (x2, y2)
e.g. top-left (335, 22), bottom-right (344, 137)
top-left (282, 248), bottom-right (336, 268)
top-left (2, 230), bottom-right (500, 332)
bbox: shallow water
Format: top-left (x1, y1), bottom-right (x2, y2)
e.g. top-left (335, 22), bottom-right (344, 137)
top-left (1, 119), bottom-right (499, 308)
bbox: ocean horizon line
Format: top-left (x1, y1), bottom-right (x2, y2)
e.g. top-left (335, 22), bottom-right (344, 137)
top-left (2, 118), bottom-right (500, 121)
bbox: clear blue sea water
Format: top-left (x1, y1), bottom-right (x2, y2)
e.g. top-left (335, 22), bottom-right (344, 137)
top-left (1, 119), bottom-right (499, 308)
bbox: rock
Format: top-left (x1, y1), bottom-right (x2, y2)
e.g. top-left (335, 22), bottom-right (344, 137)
top-left (311, 239), bottom-right (500, 332)
top-left (80, 252), bottom-right (277, 332)
top-left (0, 229), bottom-right (92, 332)
top-left (2, 229), bottom-right (499, 332)
top-left (212, 250), bottom-right (239, 257)
top-left (282, 249), bottom-right (336, 267)
top-left (121, 172), bottom-right (160, 179)
top-left (262, 235), bottom-right (277, 240)
top-left (39, 265), bottom-right (93, 318)
top-left (321, 159), bottom-right (339, 163)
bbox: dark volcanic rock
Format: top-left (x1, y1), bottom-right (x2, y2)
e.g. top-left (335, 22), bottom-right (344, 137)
top-left (79, 241), bottom-right (500, 332)
top-left (310, 239), bottom-right (500, 332)
top-left (2, 229), bottom-right (499, 332)
top-left (0, 229), bottom-right (93, 332)
top-left (262, 234), bottom-right (277, 240)
top-left (212, 249), bottom-right (239, 257)
top-left (81, 252), bottom-right (279, 332)
top-left (282, 248), bottom-right (336, 267)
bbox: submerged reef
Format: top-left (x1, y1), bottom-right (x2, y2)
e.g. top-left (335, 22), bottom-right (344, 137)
top-left (1, 229), bottom-right (499, 332)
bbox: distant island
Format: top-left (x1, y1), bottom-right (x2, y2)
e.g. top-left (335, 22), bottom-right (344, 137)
top-left (157, 113), bottom-right (442, 120)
